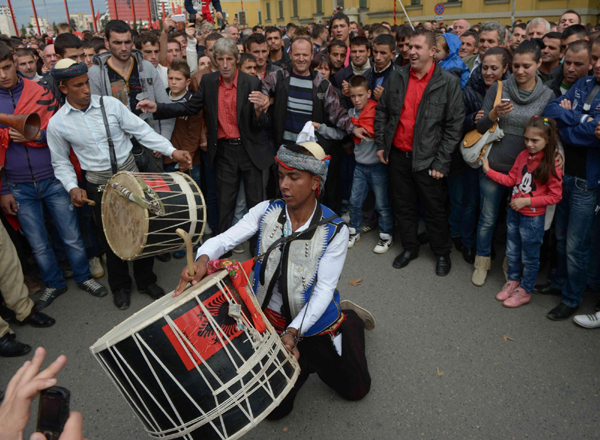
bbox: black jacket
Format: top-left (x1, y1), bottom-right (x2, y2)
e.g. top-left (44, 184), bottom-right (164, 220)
top-left (374, 63), bottom-right (464, 175)
top-left (154, 70), bottom-right (273, 171)
top-left (38, 74), bottom-right (65, 106)
top-left (544, 69), bottom-right (564, 98)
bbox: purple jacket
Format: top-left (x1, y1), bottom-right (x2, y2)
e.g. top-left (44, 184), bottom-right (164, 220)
top-left (0, 79), bottom-right (50, 195)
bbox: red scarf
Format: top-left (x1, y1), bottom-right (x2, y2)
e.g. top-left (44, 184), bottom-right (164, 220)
top-left (0, 78), bottom-right (81, 230)
top-left (200, 1), bottom-right (214, 23)
top-left (351, 100), bottom-right (377, 145)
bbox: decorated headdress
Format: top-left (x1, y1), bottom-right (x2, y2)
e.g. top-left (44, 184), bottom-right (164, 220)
top-left (275, 142), bottom-right (331, 195)
top-left (51, 59), bottom-right (88, 83)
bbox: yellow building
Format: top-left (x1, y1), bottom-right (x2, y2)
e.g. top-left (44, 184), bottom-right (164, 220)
top-left (221, 0), bottom-right (262, 28)
top-left (252, 0), bottom-right (599, 29)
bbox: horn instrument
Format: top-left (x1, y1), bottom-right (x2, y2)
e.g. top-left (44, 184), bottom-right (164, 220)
top-left (0, 112), bottom-right (41, 141)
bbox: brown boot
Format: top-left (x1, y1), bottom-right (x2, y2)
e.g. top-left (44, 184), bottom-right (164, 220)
top-left (24, 275), bottom-right (42, 295)
top-left (472, 255), bottom-right (491, 287)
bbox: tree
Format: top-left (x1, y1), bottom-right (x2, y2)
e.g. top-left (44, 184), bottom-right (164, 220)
top-left (100, 15), bottom-right (109, 33)
top-left (20, 24), bottom-right (26, 37)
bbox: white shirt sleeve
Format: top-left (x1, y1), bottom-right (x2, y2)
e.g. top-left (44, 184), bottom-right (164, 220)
top-left (113, 97), bottom-right (177, 158)
top-left (196, 201), bottom-right (270, 260)
top-left (47, 117), bottom-right (79, 193)
top-left (289, 224), bottom-right (349, 335)
top-left (186, 39), bottom-right (198, 75)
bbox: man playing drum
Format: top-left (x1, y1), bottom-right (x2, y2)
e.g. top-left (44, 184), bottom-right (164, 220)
top-left (175, 142), bottom-right (374, 419)
top-left (46, 59), bottom-right (193, 310)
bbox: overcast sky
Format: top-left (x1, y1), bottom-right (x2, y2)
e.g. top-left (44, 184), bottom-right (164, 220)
top-left (6, 0), bottom-right (107, 29)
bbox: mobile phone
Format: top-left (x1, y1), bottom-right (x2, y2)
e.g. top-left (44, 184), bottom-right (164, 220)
top-left (501, 98), bottom-right (510, 103)
top-left (172, 14), bottom-right (186, 22)
top-left (36, 387), bottom-right (70, 440)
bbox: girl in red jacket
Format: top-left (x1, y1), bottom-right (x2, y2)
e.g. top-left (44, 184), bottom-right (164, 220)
top-left (482, 116), bottom-right (563, 308)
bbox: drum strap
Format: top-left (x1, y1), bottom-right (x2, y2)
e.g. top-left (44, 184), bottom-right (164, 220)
top-left (99, 97), bottom-right (119, 176)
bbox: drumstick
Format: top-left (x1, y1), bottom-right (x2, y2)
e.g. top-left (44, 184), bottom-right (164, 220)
top-left (176, 228), bottom-right (195, 277)
top-left (82, 197), bottom-right (96, 206)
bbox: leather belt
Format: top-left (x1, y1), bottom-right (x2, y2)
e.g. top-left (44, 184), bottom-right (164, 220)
top-left (219, 138), bottom-right (242, 145)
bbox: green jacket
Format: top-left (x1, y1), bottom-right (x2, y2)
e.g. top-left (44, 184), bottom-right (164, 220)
top-left (374, 63), bottom-right (464, 176)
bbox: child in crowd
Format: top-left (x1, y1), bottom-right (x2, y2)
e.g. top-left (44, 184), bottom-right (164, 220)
top-left (163, 60), bottom-right (203, 179)
top-left (482, 116), bottom-right (563, 308)
top-left (163, 60), bottom-right (205, 258)
top-left (435, 33), bottom-right (469, 89)
top-left (347, 75), bottom-right (394, 253)
top-left (238, 53), bottom-right (257, 76)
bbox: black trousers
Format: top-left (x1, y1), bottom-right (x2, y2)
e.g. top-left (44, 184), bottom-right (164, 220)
top-left (267, 309), bottom-right (371, 420)
top-left (214, 140), bottom-right (264, 234)
top-left (86, 180), bottom-right (157, 293)
top-left (389, 148), bottom-right (451, 256)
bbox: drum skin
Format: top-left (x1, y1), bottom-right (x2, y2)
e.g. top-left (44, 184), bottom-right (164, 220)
top-left (91, 272), bottom-right (299, 440)
top-left (102, 172), bottom-right (205, 260)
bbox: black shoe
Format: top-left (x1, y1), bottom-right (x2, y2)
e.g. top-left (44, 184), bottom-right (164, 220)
top-left (586, 285), bottom-right (600, 293)
top-left (156, 253), bottom-right (171, 262)
top-left (417, 232), bottom-right (429, 245)
top-left (533, 283), bottom-right (562, 296)
top-left (17, 310), bottom-right (55, 328)
top-left (462, 247), bottom-right (476, 264)
top-left (595, 299), bottom-right (600, 312)
top-left (452, 237), bottom-right (463, 252)
top-left (0, 333), bottom-right (32, 357)
top-left (35, 286), bottom-right (68, 311)
top-left (78, 279), bottom-right (109, 297)
top-left (436, 255), bottom-right (451, 276)
top-left (139, 283), bottom-right (165, 300)
top-left (547, 303), bottom-right (578, 321)
top-left (113, 288), bottom-right (131, 310)
top-left (491, 245), bottom-right (496, 261)
top-left (0, 301), bottom-right (15, 323)
top-left (392, 250), bottom-right (419, 269)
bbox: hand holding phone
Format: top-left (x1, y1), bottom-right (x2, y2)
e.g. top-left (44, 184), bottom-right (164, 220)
top-left (37, 387), bottom-right (71, 440)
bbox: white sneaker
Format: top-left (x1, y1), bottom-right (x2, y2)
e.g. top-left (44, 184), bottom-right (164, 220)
top-left (89, 257), bottom-right (105, 279)
top-left (233, 243), bottom-right (245, 254)
top-left (373, 233), bottom-right (393, 254)
top-left (348, 228), bottom-right (361, 248)
top-left (573, 311), bottom-right (600, 329)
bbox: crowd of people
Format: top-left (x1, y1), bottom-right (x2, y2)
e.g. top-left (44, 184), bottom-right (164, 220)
top-left (1, 9), bottom-right (600, 363)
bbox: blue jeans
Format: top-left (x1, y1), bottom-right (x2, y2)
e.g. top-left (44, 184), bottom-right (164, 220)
top-left (8, 178), bottom-right (90, 287)
top-left (506, 209), bottom-right (545, 292)
top-left (550, 175), bottom-right (598, 307)
top-left (448, 168), bottom-right (479, 249)
top-left (476, 168), bottom-right (508, 257)
top-left (587, 194), bottom-right (600, 291)
top-left (349, 163), bottom-right (393, 235)
top-left (232, 180), bottom-right (248, 226)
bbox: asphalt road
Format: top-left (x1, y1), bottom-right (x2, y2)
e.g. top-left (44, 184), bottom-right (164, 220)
top-left (4, 231), bottom-right (600, 440)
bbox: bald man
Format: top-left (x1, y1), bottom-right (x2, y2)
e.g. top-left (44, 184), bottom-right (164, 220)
top-left (452, 19), bottom-right (470, 37)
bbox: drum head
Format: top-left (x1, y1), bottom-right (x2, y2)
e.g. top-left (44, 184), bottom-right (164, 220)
top-left (101, 172), bottom-right (148, 260)
top-left (90, 271), bottom-right (230, 353)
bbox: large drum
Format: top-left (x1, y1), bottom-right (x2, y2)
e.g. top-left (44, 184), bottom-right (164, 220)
top-left (90, 270), bottom-right (300, 440)
top-left (102, 171), bottom-right (205, 260)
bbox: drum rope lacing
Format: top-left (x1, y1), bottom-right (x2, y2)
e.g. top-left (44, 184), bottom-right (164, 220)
top-left (95, 273), bottom-right (300, 439)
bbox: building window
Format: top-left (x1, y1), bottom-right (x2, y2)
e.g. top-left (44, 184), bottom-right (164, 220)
top-left (410, 0), bottom-right (420, 5)
top-left (316, 0), bottom-right (322, 13)
top-left (278, 0), bottom-right (283, 19)
top-left (267, 3), bottom-right (271, 20)
top-left (359, 0), bottom-right (367, 8)
top-left (293, 0), bottom-right (298, 17)
top-left (239, 10), bottom-right (246, 26)
top-left (258, 10), bottom-right (262, 24)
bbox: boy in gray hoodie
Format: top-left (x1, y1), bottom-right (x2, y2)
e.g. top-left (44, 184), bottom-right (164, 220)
top-left (346, 75), bottom-right (394, 253)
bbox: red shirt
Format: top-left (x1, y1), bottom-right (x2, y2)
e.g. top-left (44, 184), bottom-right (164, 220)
top-left (486, 150), bottom-right (563, 216)
top-left (392, 62), bottom-right (435, 152)
top-left (217, 70), bottom-right (241, 140)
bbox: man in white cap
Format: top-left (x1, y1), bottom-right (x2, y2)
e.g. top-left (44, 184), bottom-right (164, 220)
top-left (175, 141), bottom-right (375, 420)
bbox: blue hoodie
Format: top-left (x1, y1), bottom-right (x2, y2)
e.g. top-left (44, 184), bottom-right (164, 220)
top-left (438, 33), bottom-right (470, 89)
